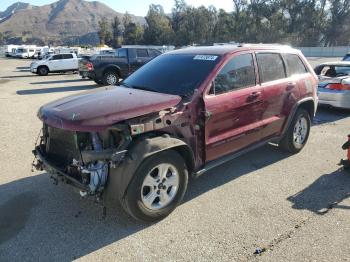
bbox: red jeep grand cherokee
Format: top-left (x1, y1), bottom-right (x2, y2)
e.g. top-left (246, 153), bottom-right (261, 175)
top-left (33, 45), bottom-right (318, 221)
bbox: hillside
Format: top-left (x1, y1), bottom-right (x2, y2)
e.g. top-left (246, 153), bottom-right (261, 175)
top-left (0, 0), bottom-right (145, 45)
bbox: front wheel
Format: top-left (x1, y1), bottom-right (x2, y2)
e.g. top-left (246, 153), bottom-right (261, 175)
top-left (279, 108), bottom-right (311, 153)
top-left (123, 150), bottom-right (188, 222)
top-left (37, 66), bottom-right (49, 76)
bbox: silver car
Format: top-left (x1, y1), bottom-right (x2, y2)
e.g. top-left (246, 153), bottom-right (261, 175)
top-left (315, 61), bottom-right (350, 109)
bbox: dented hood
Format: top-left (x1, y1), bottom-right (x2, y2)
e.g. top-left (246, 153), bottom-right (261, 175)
top-left (38, 86), bottom-right (182, 131)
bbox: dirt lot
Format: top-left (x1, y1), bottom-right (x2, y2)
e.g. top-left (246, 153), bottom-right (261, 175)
top-left (0, 57), bottom-right (349, 262)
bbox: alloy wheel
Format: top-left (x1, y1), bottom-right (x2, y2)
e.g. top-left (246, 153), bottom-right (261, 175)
top-left (141, 163), bottom-right (179, 210)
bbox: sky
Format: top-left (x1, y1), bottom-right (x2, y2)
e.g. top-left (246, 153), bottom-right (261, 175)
top-left (1, 0), bottom-right (234, 15)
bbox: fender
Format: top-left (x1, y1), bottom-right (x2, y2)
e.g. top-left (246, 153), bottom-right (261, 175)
top-left (280, 97), bottom-right (316, 139)
top-left (103, 135), bottom-right (194, 206)
top-left (103, 65), bottom-right (121, 76)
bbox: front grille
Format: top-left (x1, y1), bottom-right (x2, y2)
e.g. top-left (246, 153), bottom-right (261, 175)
top-left (45, 125), bottom-right (81, 166)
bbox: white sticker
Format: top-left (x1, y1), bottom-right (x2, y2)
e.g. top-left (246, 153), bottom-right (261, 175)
top-left (193, 55), bottom-right (218, 61)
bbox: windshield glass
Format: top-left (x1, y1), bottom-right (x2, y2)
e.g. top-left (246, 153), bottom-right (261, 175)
top-left (122, 54), bottom-right (221, 97)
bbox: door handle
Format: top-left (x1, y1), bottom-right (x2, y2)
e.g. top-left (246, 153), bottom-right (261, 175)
top-left (246, 91), bottom-right (261, 102)
top-left (286, 82), bottom-right (296, 91)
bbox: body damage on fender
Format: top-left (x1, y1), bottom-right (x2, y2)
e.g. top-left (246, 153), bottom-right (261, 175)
top-left (32, 102), bottom-right (195, 205)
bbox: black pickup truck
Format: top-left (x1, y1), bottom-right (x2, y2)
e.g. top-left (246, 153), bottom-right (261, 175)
top-left (79, 47), bottom-right (162, 85)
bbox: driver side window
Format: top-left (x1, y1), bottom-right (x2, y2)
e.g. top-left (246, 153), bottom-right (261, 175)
top-left (213, 53), bottom-right (256, 95)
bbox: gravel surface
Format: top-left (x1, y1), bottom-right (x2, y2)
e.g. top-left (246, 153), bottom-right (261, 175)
top-left (0, 57), bottom-right (349, 262)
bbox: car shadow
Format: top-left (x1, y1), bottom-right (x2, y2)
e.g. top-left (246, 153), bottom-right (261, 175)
top-left (30, 79), bottom-right (90, 85)
top-left (185, 144), bottom-right (291, 202)
top-left (0, 74), bottom-right (67, 79)
top-left (16, 67), bottom-right (30, 70)
top-left (0, 173), bottom-right (146, 261)
top-left (287, 169), bottom-right (350, 214)
top-left (0, 144), bottom-right (290, 260)
top-left (16, 85), bottom-right (97, 95)
top-left (313, 106), bottom-right (350, 126)
top-left (14, 69), bottom-right (31, 72)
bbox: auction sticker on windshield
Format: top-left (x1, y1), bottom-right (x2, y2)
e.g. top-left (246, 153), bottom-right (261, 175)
top-left (193, 55), bottom-right (218, 61)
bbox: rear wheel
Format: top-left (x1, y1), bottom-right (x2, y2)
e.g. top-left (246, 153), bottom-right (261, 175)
top-left (37, 66), bottom-right (49, 76)
top-left (102, 71), bottom-right (119, 85)
top-left (123, 150), bottom-right (188, 222)
top-left (279, 108), bottom-right (311, 153)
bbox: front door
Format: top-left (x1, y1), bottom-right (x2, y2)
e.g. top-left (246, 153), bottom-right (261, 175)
top-left (204, 52), bottom-right (265, 161)
top-left (48, 54), bottom-right (63, 71)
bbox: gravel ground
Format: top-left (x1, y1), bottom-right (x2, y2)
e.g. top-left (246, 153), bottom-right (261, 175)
top-left (0, 57), bottom-right (349, 262)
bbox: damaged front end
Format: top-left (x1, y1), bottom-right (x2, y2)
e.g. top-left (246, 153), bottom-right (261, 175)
top-left (32, 123), bottom-right (130, 198)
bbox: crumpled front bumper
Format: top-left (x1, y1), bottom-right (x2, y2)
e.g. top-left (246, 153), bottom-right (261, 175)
top-left (32, 146), bottom-right (89, 191)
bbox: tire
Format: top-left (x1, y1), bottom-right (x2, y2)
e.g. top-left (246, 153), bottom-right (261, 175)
top-left (102, 71), bottom-right (119, 85)
top-left (279, 108), bottom-right (311, 153)
top-left (123, 150), bottom-right (188, 222)
top-left (37, 66), bottom-right (49, 76)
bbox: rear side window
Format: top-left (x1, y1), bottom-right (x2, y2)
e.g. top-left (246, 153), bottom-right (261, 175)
top-left (136, 49), bottom-right (148, 58)
top-left (148, 49), bottom-right (161, 57)
top-left (214, 53), bottom-right (256, 95)
top-left (256, 53), bottom-right (286, 83)
top-left (285, 54), bottom-right (307, 76)
top-left (117, 48), bottom-right (127, 58)
top-left (62, 54), bottom-right (73, 59)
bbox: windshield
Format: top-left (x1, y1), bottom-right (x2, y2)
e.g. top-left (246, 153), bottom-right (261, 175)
top-left (122, 54), bottom-right (221, 98)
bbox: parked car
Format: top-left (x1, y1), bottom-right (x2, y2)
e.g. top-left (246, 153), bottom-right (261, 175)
top-left (30, 53), bottom-right (79, 76)
top-left (342, 52), bottom-right (350, 61)
top-left (78, 55), bottom-right (93, 79)
top-left (32, 45), bottom-right (318, 222)
top-left (314, 61), bottom-right (350, 108)
top-left (15, 47), bottom-right (36, 58)
top-left (79, 47), bottom-right (161, 85)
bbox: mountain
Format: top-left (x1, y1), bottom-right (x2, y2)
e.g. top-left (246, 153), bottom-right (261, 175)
top-left (0, 2), bottom-right (34, 22)
top-left (0, 0), bottom-right (146, 45)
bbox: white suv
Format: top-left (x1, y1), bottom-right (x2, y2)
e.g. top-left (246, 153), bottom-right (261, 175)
top-left (30, 53), bottom-right (78, 76)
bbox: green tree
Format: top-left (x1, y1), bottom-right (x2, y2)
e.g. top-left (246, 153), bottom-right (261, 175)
top-left (111, 16), bottom-right (123, 47)
top-left (324, 0), bottom-right (350, 46)
top-left (143, 4), bottom-right (175, 45)
top-left (213, 9), bottom-right (234, 43)
top-left (98, 17), bottom-right (110, 45)
top-left (124, 22), bottom-right (144, 44)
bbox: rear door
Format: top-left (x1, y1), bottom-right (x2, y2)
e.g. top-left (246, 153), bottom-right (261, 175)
top-left (255, 52), bottom-right (296, 138)
top-left (129, 48), bottom-right (150, 73)
top-left (204, 52), bottom-right (265, 161)
top-left (62, 54), bottom-right (75, 70)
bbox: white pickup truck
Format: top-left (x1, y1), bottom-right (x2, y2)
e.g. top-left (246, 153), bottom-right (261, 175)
top-left (30, 53), bottom-right (78, 76)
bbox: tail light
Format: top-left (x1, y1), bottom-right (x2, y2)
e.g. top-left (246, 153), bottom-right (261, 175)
top-left (86, 62), bottom-right (93, 71)
top-left (325, 82), bottom-right (350, 91)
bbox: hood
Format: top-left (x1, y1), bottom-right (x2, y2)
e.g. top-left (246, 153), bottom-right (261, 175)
top-left (31, 60), bottom-right (45, 66)
top-left (38, 86), bottom-right (182, 131)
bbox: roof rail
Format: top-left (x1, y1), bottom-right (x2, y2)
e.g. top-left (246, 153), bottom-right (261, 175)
top-left (237, 43), bottom-right (292, 48)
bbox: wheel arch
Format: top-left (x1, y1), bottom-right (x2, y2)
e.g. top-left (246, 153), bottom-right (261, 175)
top-left (280, 97), bottom-right (315, 140)
top-left (104, 135), bottom-right (194, 206)
top-left (298, 99), bottom-right (315, 120)
top-left (103, 65), bottom-right (121, 77)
